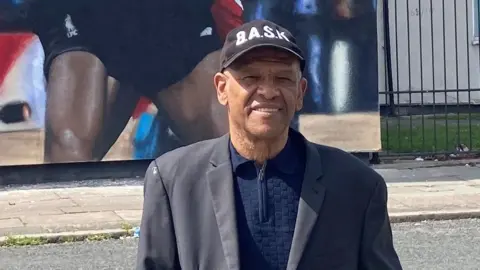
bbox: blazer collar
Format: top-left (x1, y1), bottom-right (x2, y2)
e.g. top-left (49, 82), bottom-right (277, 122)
top-left (207, 134), bottom-right (240, 270)
top-left (287, 135), bottom-right (325, 269)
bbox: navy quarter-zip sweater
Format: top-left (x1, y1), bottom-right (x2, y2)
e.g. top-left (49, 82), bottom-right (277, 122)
top-left (229, 132), bottom-right (306, 270)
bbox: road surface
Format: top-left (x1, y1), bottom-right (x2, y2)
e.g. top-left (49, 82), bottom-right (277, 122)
top-left (0, 219), bottom-right (479, 270)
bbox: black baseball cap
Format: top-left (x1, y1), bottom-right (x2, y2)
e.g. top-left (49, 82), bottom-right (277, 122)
top-left (219, 19), bottom-right (305, 72)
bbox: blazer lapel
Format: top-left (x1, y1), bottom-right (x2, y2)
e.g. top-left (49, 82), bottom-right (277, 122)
top-left (287, 140), bottom-right (325, 270)
top-left (206, 134), bottom-right (240, 270)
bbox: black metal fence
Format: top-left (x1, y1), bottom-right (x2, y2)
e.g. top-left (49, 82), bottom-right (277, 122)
top-left (379, 0), bottom-right (480, 159)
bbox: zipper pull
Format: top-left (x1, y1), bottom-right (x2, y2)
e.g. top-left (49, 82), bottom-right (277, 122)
top-left (258, 161), bottom-right (267, 181)
top-left (257, 161), bottom-right (268, 223)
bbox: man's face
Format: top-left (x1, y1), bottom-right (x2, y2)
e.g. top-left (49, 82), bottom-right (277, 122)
top-left (214, 47), bottom-right (307, 139)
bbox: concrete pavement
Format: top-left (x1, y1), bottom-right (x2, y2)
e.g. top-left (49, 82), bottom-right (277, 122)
top-left (1, 167), bottom-right (480, 238)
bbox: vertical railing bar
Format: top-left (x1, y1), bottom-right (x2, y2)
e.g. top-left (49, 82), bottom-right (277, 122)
top-left (383, 0), bottom-right (393, 155)
top-left (418, 0), bottom-right (425, 152)
top-left (442, 0), bottom-right (449, 152)
top-left (453, 1), bottom-right (461, 150)
top-left (466, 0), bottom-right (473, 150)
top-left (383, 0), bottom-right (397, 118)
top-left (430, 0), bottom-right (437, 153)
top-left (406, 0), bottom-right (413, 151)
top-left (394, 0), bottom-right (402, 152)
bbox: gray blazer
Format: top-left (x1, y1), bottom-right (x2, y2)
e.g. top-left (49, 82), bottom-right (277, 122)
top-left (136, 132), bottom-right (402, 270)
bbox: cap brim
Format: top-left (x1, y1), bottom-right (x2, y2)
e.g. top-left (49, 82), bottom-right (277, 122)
top-left (221, 43), bottom-right (305, 71)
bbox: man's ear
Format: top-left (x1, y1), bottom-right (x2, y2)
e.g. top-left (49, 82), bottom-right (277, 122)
top-left (295, 77), bottom-right (308, 111)
top-left (213, 72), bottom-right (228, 106)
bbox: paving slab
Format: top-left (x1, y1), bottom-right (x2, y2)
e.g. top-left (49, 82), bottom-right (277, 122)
top-left (0, 218), bottom-right (23, 229)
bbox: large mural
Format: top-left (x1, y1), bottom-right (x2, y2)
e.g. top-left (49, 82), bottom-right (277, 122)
top-left (0, 0), bottom-right (380, 166)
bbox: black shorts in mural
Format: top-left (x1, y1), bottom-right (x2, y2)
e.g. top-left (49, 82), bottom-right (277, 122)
top-left (31, 0), bottom-right (222, 95)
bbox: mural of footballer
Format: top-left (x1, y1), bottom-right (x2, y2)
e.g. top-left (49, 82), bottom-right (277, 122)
top-left (1, 0), bottom-right (378, 163)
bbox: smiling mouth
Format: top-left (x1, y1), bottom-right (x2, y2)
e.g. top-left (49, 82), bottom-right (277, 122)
top-left (253, 108), bottom-right (281, 113)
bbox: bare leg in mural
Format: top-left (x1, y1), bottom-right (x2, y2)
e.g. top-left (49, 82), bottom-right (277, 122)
top-left (153, 50), bottom-right (229, 145)
top-left (95, 51), bottom-right (229, 159)
top-left (44, 51), bottom-right (142, 163)
top-left (91, 78), bottom-right (141, 159)
top-left (97, 51), bottom-right (230, 159)
top-left (0, 2), bottom-right (118, 163)
top-left (44, 52), bottom-right (108, 163)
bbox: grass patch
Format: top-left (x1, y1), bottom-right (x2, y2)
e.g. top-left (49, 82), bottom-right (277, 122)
top-left (121, 223), bottom-right (133, 231)
top-left (86, 233), bottom-right (111, 241)
top-left (0, 232), bottom-right (132, 247)
top-left (381, 115), bottom-right (480, 154)
top-left (1, 236), bottom-right (50, 247)
top-left (0, 224), bottom-right (136, 247)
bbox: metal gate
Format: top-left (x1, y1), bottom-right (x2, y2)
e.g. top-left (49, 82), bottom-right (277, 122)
top-left (379, 0), bottom-right (480, 158)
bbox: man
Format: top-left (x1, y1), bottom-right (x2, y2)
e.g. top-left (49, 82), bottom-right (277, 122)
top-left (137, 19), bottom-right (402, 270)
top-left (1, 0), bottom-right (242, 162)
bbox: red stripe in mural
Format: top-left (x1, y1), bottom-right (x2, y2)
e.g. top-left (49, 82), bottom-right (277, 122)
top-left (0, 32), bottom-right (35, 90)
